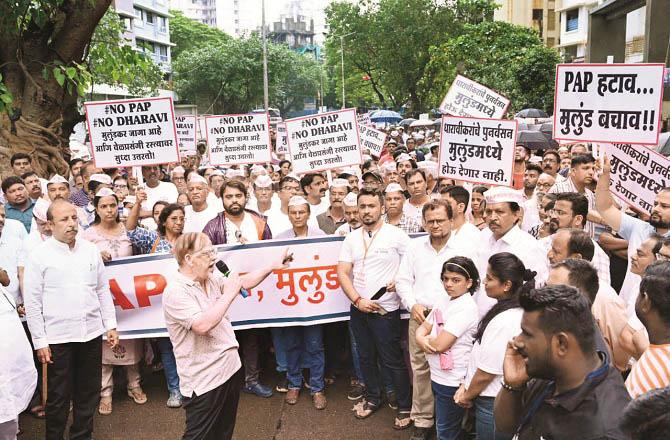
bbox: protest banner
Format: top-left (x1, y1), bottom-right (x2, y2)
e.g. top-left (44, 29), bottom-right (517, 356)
top-left (84, 97), bottom-right (180, 168)
top-left (276, 122), bottom-right (289, 154)
top-left (601, 143), bottom-right (669, 214)
top-left (197, 115), bottom-right (208, 140)
top-left (205, 113), bottom-right (272, 166)
top-left (438, 116), bottom-right (516, 186)
top-left (358, 124), bottom-right (386, 157)
top-left (553, 63), bottom-right (665, 145)
top-left (175, 114), bottom-right (197, 153)
top-left (357, 112), bottom-right (371, 126)
top-left (285, 108), bottom-right (362, 174)
top-left (439, 75), bottom-right (510, 119)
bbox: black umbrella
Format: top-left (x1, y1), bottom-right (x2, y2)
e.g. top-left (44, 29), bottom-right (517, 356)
top-left (539, 122), bottom-right (559, 148)
top-left (515, 108), bottom-right (549, 119)
top-left (516, 130), bottom-right (551, 150)
top-left (399, 118), bottom-right (416, 127)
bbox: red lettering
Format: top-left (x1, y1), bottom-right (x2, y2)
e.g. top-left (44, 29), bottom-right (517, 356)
top-left (134, 274), bottom-right (167, 307)
top-left (109, 279), bottom-right (134, 310)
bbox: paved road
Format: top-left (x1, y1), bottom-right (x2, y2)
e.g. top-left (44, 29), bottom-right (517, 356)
top-left (19, 369), bottom-right (413, 440)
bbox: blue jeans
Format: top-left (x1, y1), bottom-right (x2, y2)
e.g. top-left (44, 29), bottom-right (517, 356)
top-left (348, 323), bottom-right (394, 394)
top-left (474, 396), bottom-right (512, 440)
top-left (349, 307), bottom-right (411, 410)
top-left (156, 337), bottom-right (180, 393)
top-left (431, 381), bottom-right (465, 440)
top-left (285, 325), bottom-right (325, 393)
top-left (271, 328), bottom-right (289, 373)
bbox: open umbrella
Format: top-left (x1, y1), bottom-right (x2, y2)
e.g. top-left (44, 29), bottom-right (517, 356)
top-left (410, 119), bottom-right (435, 128)
top-left (370, 110), bottom-right (402, 124)
top-left (515, 108), bottom-right (549, 119)
top-left (433, 119), bottom-right (442, 128)
top-left (516, 130), bottom-right (551, 150)
top-left (399, 118), bottom-right (416, 127)
top-left (538, 122), bottom-right (559, 148)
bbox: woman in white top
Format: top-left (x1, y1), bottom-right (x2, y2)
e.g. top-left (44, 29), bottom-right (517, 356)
top-left (415, 256), bottom-right (480, 440)
top-left (454, 252), bottom-right (536, 440)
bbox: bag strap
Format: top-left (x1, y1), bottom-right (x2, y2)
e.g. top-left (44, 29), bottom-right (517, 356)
top-left (150, 236), bottom-right (161, 254)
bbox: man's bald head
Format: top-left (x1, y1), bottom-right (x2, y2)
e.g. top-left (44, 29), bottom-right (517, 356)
top-left (47, 199), bottom-right (75, 221)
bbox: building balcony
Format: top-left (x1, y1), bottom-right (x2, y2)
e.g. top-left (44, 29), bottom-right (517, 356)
top-left (113, 0), bottom-right (135, 17)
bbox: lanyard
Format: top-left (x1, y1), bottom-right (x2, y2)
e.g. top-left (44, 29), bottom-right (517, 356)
top-left (362, 223), bottom-right (382, 261)
top-left (2, 290), bottom-right (16, 310)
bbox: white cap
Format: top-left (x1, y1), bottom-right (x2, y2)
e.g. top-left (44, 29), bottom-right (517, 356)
top-left (188, 173), bottom-right (208, 185)
top-left (123, 195), bottom-right (137, 205)
top-left (47, 174), bottom-right (69, 187)
top-left (396, 153), bottom-right (411, 163)
top-left (331, 178), bottom-right (350, 189)
top-left (385, 183), bottom-right (404, 194)
top-left (272, 164), bottom-right (280, 172)
top-left (382, 161), bottom-right (397, 173)
top-left (89, 173), bottom-right (112, 185)
top-left (341, 167), bottom-right (360, 177)
top-left (250, 164), bottom-right (267, 175)
top-left (183, 150), bottom-right (197, 157)
top-left (288, 195), bottom-right (309, 207)
top-left (343, 192), bottom-right (358, 207)
top-left (210, 169), bottom-right (224, 177)
top-left (362, 154), bottom-right (372, 162)
top-left (390, 130), bottom-right (399, 137)
top-left (413, 133), bottom-right (425, 140)
top-left (484, 186), bottom-right (524, 205)
top-left (95, 187), bottom-right (116, 198)
top-left (226, 169), bottom-right (245, 178)
top-left (417, 161), bottom-right (438, 177)
top-left (170, 166), bottom-right (185, 175)
top-left (254, 175), bottom-right (273, 188)
top-left (33, 198), bottom-right (50, 222)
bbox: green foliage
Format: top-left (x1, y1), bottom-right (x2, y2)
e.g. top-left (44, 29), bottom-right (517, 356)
top-left (169, 10), bottom-right (230, 60)
top-left (0, 74), bottom-right (13, 115)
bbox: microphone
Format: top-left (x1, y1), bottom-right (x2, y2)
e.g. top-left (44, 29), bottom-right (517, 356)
top-left (235, 230), bottom-right (243, 241)
top-left (215, 260), bottom-right (249, 298)
top-left (368, 230), bottom-right (372, 238)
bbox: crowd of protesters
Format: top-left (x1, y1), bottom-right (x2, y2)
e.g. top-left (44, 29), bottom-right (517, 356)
top-left (2, 121), bottom-right (670, 440)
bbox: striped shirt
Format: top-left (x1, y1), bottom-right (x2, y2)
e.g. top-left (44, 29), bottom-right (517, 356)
top-left (625, 343), bottom-right (670, 398)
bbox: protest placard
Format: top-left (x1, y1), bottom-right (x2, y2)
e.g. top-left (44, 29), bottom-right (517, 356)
top-left (357, 112), bottom-right (371, 126)
top-left (553, 64), bottom-right (665, 145)
top-left (197, 115), bottom-right (208, 140)
top-left (285, 108), bottom-right (362, 174)
top-left (358, 124), bottom-right (386, 157)
top-left (601, 143), bottom-right (669, 214)
top-left (205, 113), bottom-right (272, 166)
top-left (84, 97), bottom-right (180, 168)
top-left (438, 116), bottom-right (516, 186)
top-left (439, 75), bottom-right (510, 119)
top-left (276, 122), bottom-right (289, 154)
top-left (175, 114), bottom-right (197, 152)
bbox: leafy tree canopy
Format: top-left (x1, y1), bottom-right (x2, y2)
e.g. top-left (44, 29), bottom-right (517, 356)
top-left (169, 10), bottom-right (231, 60)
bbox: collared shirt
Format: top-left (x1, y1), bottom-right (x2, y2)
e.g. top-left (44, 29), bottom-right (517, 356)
top-left (396, 234), bottom-right (477, 310)
top-left (475, 226), bottom-right (548, 316)
top-left (316, 208), bottom-right (346, 235)
top-left (163, 271), bottom-right (241, 397)
top-left (383, 213), bottom-right (423, 234)
top-left (625, 343), bottom-right (670, 398)
top-left (0, 219), bottom-right (27, 303)
top-left (540, 233), bottom-right (611, 286)
top-left (69, 187), bottom-right (90, 208)
top-left (5, 200), bottom-right (35, 233)
top-left (593, 283), bottom-right (633, 372)
top-left (548, 177), bottom-right (596, 238)
top-left (274, 225), bottom-right (326, 239)
top-left (23, 237), bottom-right (117, 350)
top-left (516, 352), bottom-right (630, 440)
top-left (448, 221), bottom-right (482, 251)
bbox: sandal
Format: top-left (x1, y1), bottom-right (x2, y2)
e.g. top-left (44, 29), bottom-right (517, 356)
top-left (98, 397), bottom-right (112, 415)
top-left (394, 410), bottom-right (412, 430)
top-left (29, 405), bottom-right (46, 419)
top-left (127, 387), bottom-right (148, 404)
top-left (353, 400), bottom-right (379, 419)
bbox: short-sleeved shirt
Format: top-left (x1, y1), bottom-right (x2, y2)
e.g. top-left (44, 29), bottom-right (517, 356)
top-left (163, 271), bottom-right (242, 397)
top-left (127, 227), bottom-right (172, 255)
top-left (425, 293), bottom-right (478, 387)
top-left (5, 200), bottom-right (35, 233)
top-left (338, 223), bottom-right (410, 311)
top-left (625, 343), bottom-right (670, 398)
top-left (0, 219), bottom-right (27, 302)
top-left (464, 308), bottom-right (523, 397)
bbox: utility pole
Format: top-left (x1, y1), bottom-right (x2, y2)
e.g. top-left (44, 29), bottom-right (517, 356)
top-left (338, 32), bottom-right (355, 109)
top-left (262, 0), bottom-right (269, 111)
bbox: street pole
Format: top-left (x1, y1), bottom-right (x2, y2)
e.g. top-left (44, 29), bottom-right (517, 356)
top-left (340, 35), bottom-right (345, 109)
top-left (262, 0), bottom-right (269, 111)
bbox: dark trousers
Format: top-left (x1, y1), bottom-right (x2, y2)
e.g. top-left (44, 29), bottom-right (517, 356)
top-left (236, 329), bottom-right (261, 385)
top-left (46, 337), bottom-right (102, 440)
top-left (349, 306), bottom-right (412, 411)
top-left (182, 367), bottom-right (244, 440)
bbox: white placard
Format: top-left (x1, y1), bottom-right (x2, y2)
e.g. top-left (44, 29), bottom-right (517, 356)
top-left (553, 63), bottom-right (665, 144)
top-left (358, 124), bottom-right (386, 157)
top-left (175, 114), bottom-right (197, 152)
top-left (357, 112), bottom-right (371, 126)
top-left (602, 143), bottom-right (669, 214)
top-left (439, 74), bottom-right (510, 119)
top-left (205, 113), bottom-right (272, 166)
top-left (438, 116), bottom-right (517, 186)
top-left (84, 97), bottom-right (180, 168)
top-left (285, 108), bottom-right (362, 174)
top-left (276, 122), bottom-right (289, 154)
top-left (197, 115), bottom-right (208, 140)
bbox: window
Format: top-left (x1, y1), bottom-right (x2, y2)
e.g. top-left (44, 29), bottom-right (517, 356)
top-left (159, 16), bottom-right (167, 33)
top-left (548, 10), bottom-right (556, 31)
top-left (565, 9), bottom-right (579, 32)
top-left (123, 17), bottom-right (132, 31)
top-left (134, 7), bottom-right (143, 27)
top-left (145, 11), bottom-right (155, 25)
top-left (157, 45), bottom-right (168, 62)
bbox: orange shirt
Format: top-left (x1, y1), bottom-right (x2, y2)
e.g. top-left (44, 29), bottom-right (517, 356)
top-left (625, 343), bottom-right (670, 398)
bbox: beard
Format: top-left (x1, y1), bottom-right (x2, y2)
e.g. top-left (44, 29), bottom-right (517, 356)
top-left (524, 346), bottom-right (556, 380)
top-left (361, 215), bottom-right (380, 226)
top-left (549, 219), bottom-right (559, 234)
top-left (649, 214), bottom-right (670, 229)
top-left (224, 203), bottom-right (244, 216)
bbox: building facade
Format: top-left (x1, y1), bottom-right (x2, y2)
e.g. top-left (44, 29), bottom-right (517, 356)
top-left (493, 0), bottom-right (560, 48)
top-left (169, 0), bottom-right (217, 26)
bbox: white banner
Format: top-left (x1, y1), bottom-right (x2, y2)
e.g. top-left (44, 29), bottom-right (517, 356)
top-left (175, 115), bottom-right (197, 152)
top-left (285, 109), bottom-right (362, 174)
top-left (553, 64), bottom-right (665, 144)
top-left (205, 113), bottom-right (272, 166)
top-left (438, 116), bottom-right (516, 186)
top-left (276, 122), bottom-right (289, 154)
top-left (357, 112), bottom-right (371, 126)
top-left (358, 124), bottom-right (386, 157)
top-left (602, 143), bottom-right (669, 214)
top-left (84, 97), bottom-right (180, 168)
top-left (439, 75), bottom-right (510, 119)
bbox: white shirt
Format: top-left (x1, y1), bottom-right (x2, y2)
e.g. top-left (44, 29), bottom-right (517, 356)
top-left (334, 223), bottom-right (357, 236)
top-left (207, 192), bottom-right (224, 212)
top-left (23, 237), bottom-right (117, 350)
top-left (475, 226), bottom-right (548, 316)
top-left (464, 308), bottom-right (523, 397)
top-left (522, 197), bottom-right (540, 233)
top-left (0, 287), bottom-right (37, 423)
top-left (540, 234), bottom-right (611, 286)
top-left (448, 221), bottom-right (483, 251)
top-left (339, 223), bottom-right (410, 312)
top-left (266, 205), bottom-right (319, 237)
top-left (309, 198), bottom-right (330, 217)
top-left (142, 181), bottom-right (179, 211)
top-left (183, 204), bottom-right (220, 233)
top-left (275, 226), bottom-right (326, 239)
top-left (0, 219), bottom-right (27, 303)
top-left (396, 234), bottom-right (477, 311)
top-left (426, 293), bottom-right (478, 387)
top-left (403, 199), bottom-right (426, 223)
top-left (225, 213), bottom-right (261, 244)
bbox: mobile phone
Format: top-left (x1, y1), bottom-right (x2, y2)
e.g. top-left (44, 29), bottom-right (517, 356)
top-left (370, 286), bottom-right (387, 301)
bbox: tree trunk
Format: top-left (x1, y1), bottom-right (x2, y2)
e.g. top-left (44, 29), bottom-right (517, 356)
top-left (0, 0), bottom-right (111, 177)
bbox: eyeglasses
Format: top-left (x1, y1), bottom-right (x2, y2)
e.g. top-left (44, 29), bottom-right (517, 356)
top-left (113, 184), bottom-right (128, 189)
top-left (191, 247), bottom-right (217, 257)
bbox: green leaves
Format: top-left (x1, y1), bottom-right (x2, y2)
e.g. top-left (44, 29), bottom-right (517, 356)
top-left (0, 74), bottom-right (13, 115)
